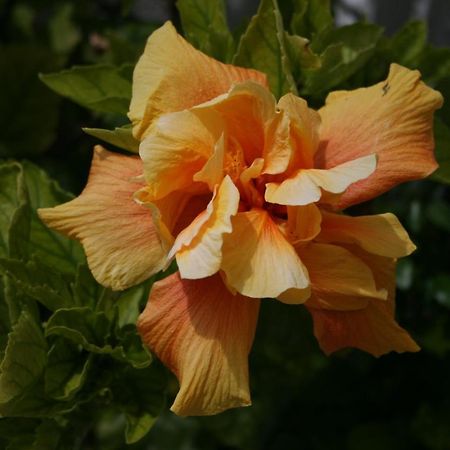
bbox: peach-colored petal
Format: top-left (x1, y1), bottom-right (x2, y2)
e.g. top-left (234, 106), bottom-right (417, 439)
top-left (277, 93), bottom-right (321, 170)
top-left (262, 109), bottom-right (291, 175)
top-left (240, 158), bottom-right (265, 207)
top-left (316, 63), bottom-right (443, 208)
top-left (298, 243), bottom-right (387, 303)
top-left (38, 147), bottom-right (167, 290)
top-left (265, 154), bottom-right (376, 206)
top-left (139, 110), bottom-right (216, 200)
top-left (285, 203), bottom-right (322, 244)
top-left (194, 82), bottom-right (276, 165)
top-left (193, 134), bottom-right (225, 190)
top-left (137, 273), bottom-right (260, 416)
top-left (221, 208), bottom-right (310, 300)
top-left (317, 211), bottom-right (416, 257)
top-left (169, 176), bottom-right (240, 279)
top-left (307, 251), bottom-right (420, 356)
top-left (129, 22), bottom-right (267, 139)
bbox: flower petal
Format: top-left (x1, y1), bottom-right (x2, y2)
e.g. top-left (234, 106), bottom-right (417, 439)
top-left (137, 273), bottom-right (260, 416)
top-left (38, 147), bottom-right (167, 290)
top-left (285, 203), bottom-right (322, 244)
top-left (139, 110), bottom-right (217, 200)
top-left (129, 22), bottom-right (267, 139)
top-left (298, 243), bottom-right (387, 302)
top-left (221, 208), bottom-right (310, 299)
top-left (169, 176), bottom-right (240, 279)
top-left (277, 93), bottom-right (321, 170)
top-left (307, 251), bottom-right (419, 356)
top-left (317, 211), bottom-right (416, 257)
top-left (265, 154), bottom-right (376, 206)
top-left (194, 81), bottom-right (276, 165)
top-left (316, 64), bottom-right (443, 208)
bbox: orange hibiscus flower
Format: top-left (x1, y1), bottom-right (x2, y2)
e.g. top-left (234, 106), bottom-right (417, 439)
top-left (39, 22), bottom-right (443, 416)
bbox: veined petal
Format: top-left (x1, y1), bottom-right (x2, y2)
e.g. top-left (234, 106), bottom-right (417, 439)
top-left (221, 209), bottom-right (310, 299)
top-left (137, 273), bottom-right (260, 416)
top-left (265, 154), bottom-right (376, 206)
top-left (285, 203), bottom-right (322, 244)
top-left (318, 211), bottom-right (416, 257)
top-left (262, 110), bottom-right (292, 175)
top-left (298, 243), bottom-right (387, 302)
top-left (194, 81), bottom-right (276, 165)
top-left (129, 21), bottom-right (267, 139)
top-left (193, 134), bottom-right (225, 190)
top-left (170, 176), bottom-right (240, 279)
top-left (38, 147), bottom-right (167, 290)
top-left (307, 251), bottom-right (419, 356)
top-left (316, 63), bottom-right (443, 208)
top-left (277, 94), bottom-right (321, 170)
top-left (139, 110), bottom-right (216, 200)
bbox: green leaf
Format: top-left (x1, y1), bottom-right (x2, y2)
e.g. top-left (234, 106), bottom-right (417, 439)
top-left (426, 200), bottom-right (450, 233)
top-left (45, 307), bottom-right (111, 351)
top-left (111, 365), bottom-right (166, 444)
top-left (0, 258), bottom-right (74, 311)
top-left (45, 339), bottom-right (92, 401)
top-left (0, 311), bottom-right (48, 404)
top-left (431, 119), bottom-right (450, 184)
top-left (419, 46), bottom-right (450, 86)
top-left (233, 0), bottom-right (297, 98)
top-left (31, 420), bottom-right (63, 450)
top-left (83, 124), bottom-right (139, 153)
top-left (39, 64), bottom-right (132, 115)
top-left (0, 163), bottom-right (29, 259)
top-left (284, 33), bottom-right (321, 83)
top-left (290, 0), bottom-right (333, 38)
top-left (389, 21), bottom-right (426, 68)
top-left (177, 0), bottom-right (235, 62)
top-left (0, 45), bottom-right (60, 157)
top-left (302, 23), bottom-right (383, 95)
top-left (22, 162), bottom-right (84, 274)
top-left (72, 264), bottom-right (105, 309)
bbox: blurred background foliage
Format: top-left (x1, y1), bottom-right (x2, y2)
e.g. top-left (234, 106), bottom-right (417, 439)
top-left (0, 0), bottom-right (450, 449)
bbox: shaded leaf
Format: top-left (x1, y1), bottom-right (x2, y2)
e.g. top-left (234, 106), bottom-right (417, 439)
top-left (45, 339), bottom-right (91, 401)
top-left (0, 311), bottom-right (47, 404)
top-left (83, 124), bottom-right (139, 153)
top-left (290, 0), bottom-right (333, 38)
top-left (389, 20), bottom-right (426, 67)
top-left (40, 64), bottom-right (132, 115)
top-left (233, 0), bottom-right (297, 98)
top-left (177, 0), bottom-right (234, 62)
top-left (431, 118), bottom-right (450, 184)
top-left (302, 23), bottom-right (383, 95)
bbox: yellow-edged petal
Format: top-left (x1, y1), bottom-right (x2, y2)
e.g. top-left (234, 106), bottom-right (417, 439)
top-left (265, 154), bottom-right (376, 206)
top-left (138, 273), bottom-right (260, 416)
top-left (298, 243), bottom-right (387, 309)
top-left (129, 22), bottom-right (267, 139)
top-left (307, 251), bottom-right (419, 356)
top-left (221, 208), bottom-right (310, 300)
top-left (285, 203), bottom-right (322, 244)
top-left (194, 81), bottom-right (276, 165)
top-left (316, 63), bottom-right (443, 208)
top-left (169, 176), bottom-right (240, 279)
top-left (317, 211), bottom-right (416, 257)
top-left (38, 146), bottom-right (167, 290)
top-left (277, 93), bottom-right (321, 170)
top-left (139, 110), bottom-right (216, 200)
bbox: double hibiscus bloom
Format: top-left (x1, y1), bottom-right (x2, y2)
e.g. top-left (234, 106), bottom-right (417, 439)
top-left (40, 23), bottom-right (442, 416)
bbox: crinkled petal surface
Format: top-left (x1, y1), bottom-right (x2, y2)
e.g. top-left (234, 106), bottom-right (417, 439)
top-left (316, 63), bottom-right (443, 208)
top-left (38, 147), bottom-right (167, 290)
top-left (138, 273), bottom-right (260, 416)
top-left (169, 176), bottom-right (240, 279)
top-left (265, 154), bottom-right (376, 206)
top-left (317, 211), bottom-right (416, 257)
top-left (307, 250), bottom-right (419, 356)
top-left (129, 22), bottom-right (267, 139)
top-left (139, 110), bottom-right (217, 200)
top-left (221, 209), bottom-right (310, 299)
